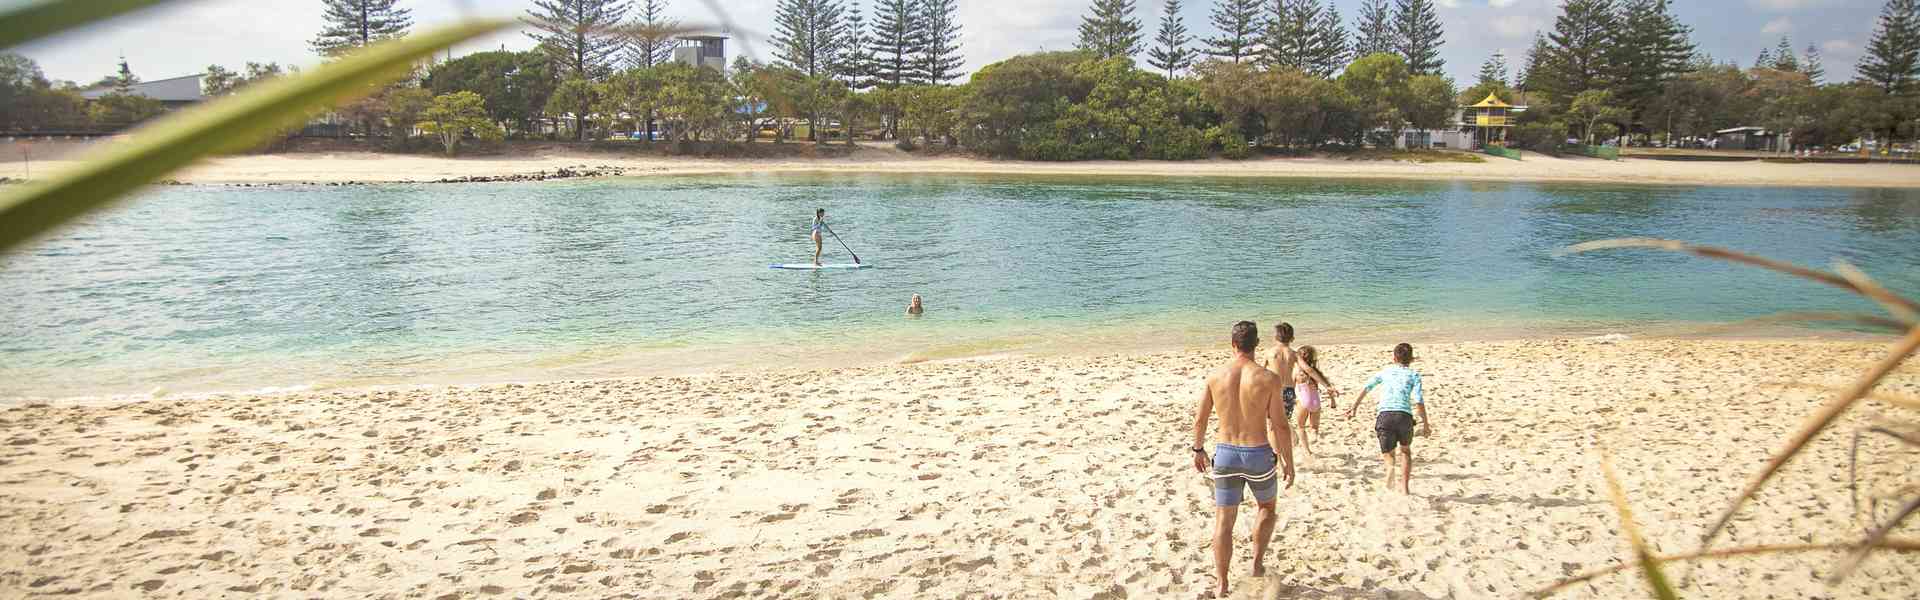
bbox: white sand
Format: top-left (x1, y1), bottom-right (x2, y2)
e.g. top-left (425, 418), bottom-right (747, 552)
top-left (2, 338), bottom-right (1916, 598)
top-left (4, 143), bottom-right (1919, 188)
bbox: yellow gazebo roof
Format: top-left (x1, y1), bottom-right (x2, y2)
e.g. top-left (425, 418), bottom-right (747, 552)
top-left (1470, 93), bottom-right (1511, 108)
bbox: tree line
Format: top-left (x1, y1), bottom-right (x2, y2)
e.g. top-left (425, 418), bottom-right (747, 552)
top-left (4, 0), bottom-right (1919, 158)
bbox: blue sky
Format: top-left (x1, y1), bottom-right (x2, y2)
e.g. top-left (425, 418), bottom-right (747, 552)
top-left (10, 0), bottom-right (1894, 86)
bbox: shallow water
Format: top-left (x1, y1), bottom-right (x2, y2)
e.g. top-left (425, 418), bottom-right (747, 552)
top-left (3, 173), bottom-right (1918, 397)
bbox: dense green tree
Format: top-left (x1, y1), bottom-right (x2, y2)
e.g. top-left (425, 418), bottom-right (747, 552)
top-left (1078, 0), bottom-right (1144, 60)
top-left (86, 93), bottom-right (164, 128)
top-left (310, 0), bottom-right (413, 57)
top-left (1519, 32), bottom-right (1550, 91)
top-left (1392, 0), bottom-right (1444, 76)
top-left (1404, 74), bottom-right (1455, 132)
top-left (961, 52), bottom-right (1206, 159)
top-left (1353, 0), bottom-right (1394, 59)
top-left (1339, 52), bottom-right (1412, 142)
top-left (1748, 68), bottom-right (1816, 151)
top-left (624, 0), bottom-right (679, 68)
top-left (1858, 0), bottom-right (1920, 95)
top-left (546, 77), bottom-right (603, 140)
top-left (867, 0), bottom-right (926, 87)
top-left (426, 50), bottom-right (557, 137)
top-left (917, 0), bottom-right (965, 83)
top-left (655, 62), bottom-right (740, 142)
top-left (898, 84), bottom-right (964, 146)
top-left (524, 0), bottom-right (631, 81)
top-left (106, 58), bottom-right (137, 94)
top-left (203, 62), bottom-right (289, 96)
top-left (419, 91), bottom-right (503, 155)
top-left (1567, 89), bottom-right (1627, 143)
top-left (1203, 0), bottom-right (1263, 63)
top-left (1148, 0), bottom-right (1195, 78)
top-left (1261, 0), bottom-right (1346, 78)
top-left (839, 5), bottom-right (874, 88)
top-left (0, 53), bottom-right (90, 131)
top-left (383, 86), bottom-right (432, 142)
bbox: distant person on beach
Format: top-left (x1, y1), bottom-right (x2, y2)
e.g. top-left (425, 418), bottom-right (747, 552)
top-left (907, 294), bottom-right (924, 316)
top-left (1266, 323), bottom-right (1334, 420)
top-left (811, 208), bottom-right (826, 266)
top-left (1292, 345), bottom-right (1333, 455)
top-left (1190, 321), bottom-right (1295, 598)
top-left (1346, 343), bottom-right (1432, 494)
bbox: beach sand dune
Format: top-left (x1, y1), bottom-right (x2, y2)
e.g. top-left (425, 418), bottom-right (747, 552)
top-left (1, 339), bottom-right (1916, 598)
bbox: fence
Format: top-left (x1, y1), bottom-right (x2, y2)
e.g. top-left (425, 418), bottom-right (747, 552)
top-left (1567, 144), bottom-right (1620, 160)
top-left (1484, 144), bottom-right (1523, 160)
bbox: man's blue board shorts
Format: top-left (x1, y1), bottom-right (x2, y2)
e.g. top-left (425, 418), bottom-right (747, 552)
top-left (1211, 443), bottom-right (1278, 506)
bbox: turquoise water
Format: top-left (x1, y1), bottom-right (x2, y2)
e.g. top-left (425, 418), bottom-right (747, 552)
top-left (3, 174), bottom-right (1918, 398)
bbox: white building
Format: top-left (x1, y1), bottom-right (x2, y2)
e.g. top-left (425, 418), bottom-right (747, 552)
top-left (80, 73), bottom-right (204, 108)
top-left (672, 35), bottom-right (727, 72)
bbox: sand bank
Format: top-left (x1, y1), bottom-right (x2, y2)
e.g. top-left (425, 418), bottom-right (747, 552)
top-left (2, 338), bottom-right (1916, 598)
top-left (3, 144), bottom-right (1919, 188)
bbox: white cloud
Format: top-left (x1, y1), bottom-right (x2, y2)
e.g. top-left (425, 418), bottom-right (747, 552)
top-left (1762, 17), bottom-right (1794, 34)
top-left (1489, 0), bottom-right (1523, 7)
top-left (1821, 39), bottom-right (1856, 53)
top-left (1436, 0), bottom-right (1462, 8)
top-left (1747, 0), bottom-right (1836, 11)
top-left (1490, 15), bottom-right (1546, 39)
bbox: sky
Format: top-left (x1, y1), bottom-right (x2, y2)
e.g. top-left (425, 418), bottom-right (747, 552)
top-left (8, 0), bottom-right (1898, 87)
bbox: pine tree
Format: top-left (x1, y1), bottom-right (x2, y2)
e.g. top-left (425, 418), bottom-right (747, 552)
top-left (867, 0), bottom-right (925, 87)
top-left (1148, 0), bottom-right (1195, 78)
top-left (1608, 0), bottom-right (1692, 120)
top-left (918, 0), bottom-right (964, 83)
top-left (1258, 0), bottom-right (1312, 71)
top-left (111, 57), bottom-right (136, 94)
top-left (1755, 47), bottom-right (1773, 70)
top-left (840, 5), bottom-right (872, 86)
top-left (1520, 32), bottom-right (1550, 91)
top-left (524, 0), bottom-right (631, 80)
top-left (1804, 43), bottom-right (1825, 83)
top-left (1079, 0), bottom-right (1144, 60)
top-left (1477, 51), bottom-right (1509, 88)
top-left (624, 0), bottom-right (678, 68)
top-left (1770, 36), bottom-right (1799, 72)
top-left (1203, 0), bottom-right (1263, 63)
top-left (772, 0), bottom-right (850, 78)
top-left (1857, 0), bottom-right (1919, 94)
top-left (1310, 5), bottom-right (1349, 77)
top-left (310, 0), bottom-right (414, 57)
top-left (1353, 0), bottom-right (1394, 59)
top-left (1541, 0), bottom-right (1617, 101)
top-left (1392, 0), bottom-right (1444, 75)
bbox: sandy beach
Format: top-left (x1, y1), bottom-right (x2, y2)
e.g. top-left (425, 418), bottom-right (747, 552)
top-left (4, 142), bottom-right (1919, 188)
top-left (2, 337), bottom-right (1916, 598)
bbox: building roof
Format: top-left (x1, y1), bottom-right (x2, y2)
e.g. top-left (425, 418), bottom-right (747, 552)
top-left (1715, 126), bottom-right (1771, 135)
top-left (1469, 93), bottom-right (1511, 108)
top-left (80, 73), bottom-right (204, 103)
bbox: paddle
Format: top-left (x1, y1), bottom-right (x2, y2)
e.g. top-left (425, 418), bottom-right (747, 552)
top-left (821, 222), bottom-right (861, 265)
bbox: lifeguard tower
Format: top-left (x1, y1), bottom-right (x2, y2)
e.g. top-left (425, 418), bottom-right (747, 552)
top-left (1464, 93), bottom-right (1515, 148)
top-left (673, 35), bottom-right (728, 72)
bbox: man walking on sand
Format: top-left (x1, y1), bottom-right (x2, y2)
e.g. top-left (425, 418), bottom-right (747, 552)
top-left (1190, 321), bottom-right (1296, 598)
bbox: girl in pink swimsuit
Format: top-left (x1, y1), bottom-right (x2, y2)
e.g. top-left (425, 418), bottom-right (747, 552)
top-left (1293, 345), bottom-right (1334, 455)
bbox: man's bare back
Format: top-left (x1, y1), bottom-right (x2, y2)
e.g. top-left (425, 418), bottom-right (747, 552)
top-left (1207, 357), bottom-right (1293, 448)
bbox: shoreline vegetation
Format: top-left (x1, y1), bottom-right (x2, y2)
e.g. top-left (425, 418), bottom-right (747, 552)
top-left (2, 338), bottom-right (1915, 598)
top-left (4, 140), bottom-right (1920, 188)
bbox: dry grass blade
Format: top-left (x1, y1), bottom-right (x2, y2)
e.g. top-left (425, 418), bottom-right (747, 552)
top-left (1833, 261), bottom-right (1920, 325)
top-left (1599, 448), bottom-right (1680, 600)
top-left (1533, 537), bottom-right (1920, 597)
top-left (1697, 327), bottom-right (1920, 554)
top-left (1759, 382), bottom-right (1920, 411)
top-left (1558, 239), bottom-right (1920, 318)
top-left (1833, 496), bottom-right (1920, 580)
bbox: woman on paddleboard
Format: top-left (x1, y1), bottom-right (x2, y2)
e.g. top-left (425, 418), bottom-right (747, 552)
top-left (812, 208), bottom-right (826, 266)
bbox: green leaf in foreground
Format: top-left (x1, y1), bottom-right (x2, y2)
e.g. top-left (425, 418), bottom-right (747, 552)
top-left (0, 19), bottom-right (511, 254)
top-left (1599, 448), bottom-right (1681, 600)
top-left (0, 0), bottom-right (172, 49)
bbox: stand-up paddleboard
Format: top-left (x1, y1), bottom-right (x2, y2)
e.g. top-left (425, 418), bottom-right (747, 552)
top-left (770, 263), bottom-right (871, 270)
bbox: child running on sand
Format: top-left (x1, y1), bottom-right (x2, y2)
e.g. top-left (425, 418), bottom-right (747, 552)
top-left (1346, 343), bottom-right (1432, 494)
top-left (1292, 345), bottom-right (1333, 455)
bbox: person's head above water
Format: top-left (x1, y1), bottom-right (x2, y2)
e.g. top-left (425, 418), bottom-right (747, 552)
top-left (1275, 322), bottom-right (1295, 345)
top-left (909, 294), bottom-right (923, 311)
top-left (815, 208), bottom-right (825, 220)
top-left (1392, 342), bottom-right (1414, 366)
top-left (1231, 321), bottom-right (1259, 354)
